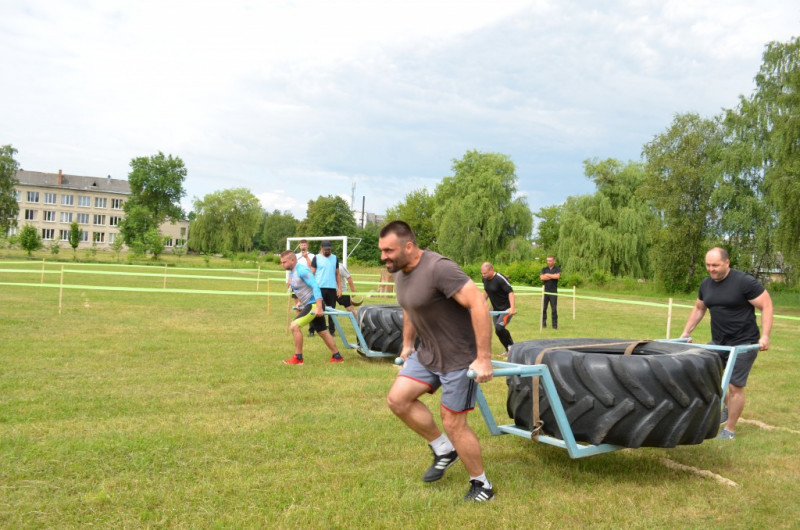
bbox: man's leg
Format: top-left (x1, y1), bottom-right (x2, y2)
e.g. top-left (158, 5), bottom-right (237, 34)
top-left (290, 322), bottom-right (304, 353)
top-left (551, 294), bottom-right (558, 329)
top-left (387, 376), bottom-right (441, 441)
top-left (493, 315), bottom-right (513, 352)
top-left (441, 408), bottom-right (483, 478)
top-left (723, 384), bottom-right (746, 433)
top-left (541, 297), bottom-right (550, 327)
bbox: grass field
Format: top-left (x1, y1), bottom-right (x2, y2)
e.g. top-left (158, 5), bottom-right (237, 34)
top-left (1, 257), bottom-right (798, 528)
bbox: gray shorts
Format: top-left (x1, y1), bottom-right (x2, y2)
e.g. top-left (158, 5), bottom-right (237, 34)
top-left (715, 345), bottom-right (758, 387)
top-left (398, 352), bottom-right (477, 413)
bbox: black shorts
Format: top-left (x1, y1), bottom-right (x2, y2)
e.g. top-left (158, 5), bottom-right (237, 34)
top-left (336, 295), bottom-right (352, 307)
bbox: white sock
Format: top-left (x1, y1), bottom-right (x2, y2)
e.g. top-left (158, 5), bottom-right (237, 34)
top-left (470, 473), bottom-right (491, 489)
top-left (429, 434), bottom-right (455, 456)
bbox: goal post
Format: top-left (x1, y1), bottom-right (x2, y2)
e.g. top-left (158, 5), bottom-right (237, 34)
top-left (286, 236), bottom-right (351, 267)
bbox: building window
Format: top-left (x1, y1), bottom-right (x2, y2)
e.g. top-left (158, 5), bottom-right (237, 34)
top-left (109, 233), bottom-right (117, 244)
top-left (59, 230), bottom-right (70, 241)
top-left (44, 193), bottom-right (57, 205)
top-left (60, 212), bottom-right (73, 223)
top-left (95, 197), bottom-right (107, 208)
top-left (44, 211), bottom-right (56, 222)
top-left (78, 195), bottom-right (91, 207)
top-left (109, 216), bottom-right (121, 226)
top-left (42, 228), bottom-right (55, 240)
top-left (80, 231), bottom-right (89, 242)
top-left (8, 226), bottom-right (18, 236)
top-left (24, 209), bottom-right (36, 220)
top-left (111, 198), bottom-right (124, 209)
top-left (77, 213), bottom-right (90, 224)
top-left (27, 191), bottom-right (39, 203)
top-left (165, 239), bottom-right (174, 247)
top-left (93, 215), bottom-right (106, 225)
top-left (93, 232), bottom-right (105, 243)
top-left (175, 239), bottom-right (185, 247)
top-left (15, 190), bottom-right (22, 201)
top-left (61, 194), bottom-right (74, 206)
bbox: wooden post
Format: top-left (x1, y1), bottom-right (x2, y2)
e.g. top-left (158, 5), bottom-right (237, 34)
top-left (58, 265), bottom-right (64, 315)
top-left (163, 264), bottom-right (168, 289)
top-left (666, 297), bottom-right (673, 339)
top-left (540, 285), bottom-right (545, 331)
top-left (267, 277), bottom-right (271, 315)
top-left (256, 265), bottom-right (261, 292)
top-left (41, 258), bottom-right (46, 284)
top-left (573, 285), bottom-right (576, 320)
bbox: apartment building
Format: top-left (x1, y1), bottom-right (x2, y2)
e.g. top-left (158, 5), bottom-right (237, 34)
top-left (9, 169), bottom-right (189, 251)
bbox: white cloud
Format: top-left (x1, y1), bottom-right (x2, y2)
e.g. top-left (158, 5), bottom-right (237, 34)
top-left (1, 0), bottom-right (799, 222)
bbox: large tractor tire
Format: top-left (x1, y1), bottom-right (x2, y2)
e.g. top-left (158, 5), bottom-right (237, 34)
top-left (357, 305), bottom-right (417, 356)
top-left (505, 338), bottom-right (723, 448)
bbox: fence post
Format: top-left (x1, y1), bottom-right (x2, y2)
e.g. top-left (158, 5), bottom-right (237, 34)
top-left (58, 265), bottom-right (64, 315)
top-left (163, 264), bottom-right (168, 289)
top-left (257, 265), bottom-right (261, 292)
top-left (666, 297), bottom-right (673, 339)
top-left (573, 285), bottom-right (576, 320)
top-left (267, 277), bottom-right (271, 315)
top-left (540, 285), bottom-right (545, 331)
top-left (41, 258), bottom-right (46, 284)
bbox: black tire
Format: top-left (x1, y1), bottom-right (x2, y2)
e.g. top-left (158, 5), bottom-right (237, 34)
top-left (357, 305), bottom-right (417, 356)
top-left (505, 338), bottom-right (723, 448)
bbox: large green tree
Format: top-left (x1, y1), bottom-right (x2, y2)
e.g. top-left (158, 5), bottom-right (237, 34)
top-left (119, 152), bottom-right (186, 248)
top-left (433, 150), bottom-right (533, 264)
top-left (385, 188), bottom-right (438, 250)
top-left (257, 209), bottom-right (299, 252)
top-left (642, 113), bottom-right (724, 292)
top-left (297, 195), bottom-right (358, 239)
top-left (726, 36), bottom-right (800, 281)
top-left (534, 204), bottom-right (562, 252)
top-left (556, 159), bottom-right (653, 278)
top-left (0, 145), bottom-right (20, 235)
top-left (189, 188), bottom-right (262, 254)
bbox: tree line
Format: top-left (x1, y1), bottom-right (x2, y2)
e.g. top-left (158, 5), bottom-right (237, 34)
top-left (2, 37), bottom-right (797, 292)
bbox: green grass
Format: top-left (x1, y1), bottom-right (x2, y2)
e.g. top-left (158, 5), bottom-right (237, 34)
top-left (1, 257), bottom-right (799, 528)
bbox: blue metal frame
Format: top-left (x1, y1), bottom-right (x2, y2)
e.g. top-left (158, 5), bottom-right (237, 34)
top-left (465, 339), bottom-right (761, 459)
top-left (323, 308), bottom-right (511, 359)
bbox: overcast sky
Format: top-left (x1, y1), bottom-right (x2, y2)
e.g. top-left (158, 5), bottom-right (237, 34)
top-left (2, 1), bottom-right (798, 222)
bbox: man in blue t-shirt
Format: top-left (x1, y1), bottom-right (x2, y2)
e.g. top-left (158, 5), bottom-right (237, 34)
top-left (280, 250), bottom-right (344, 364)
top-left (680, 247), bottom-right (773, 440)
top-left (311, 240), bottom-right (342, 336)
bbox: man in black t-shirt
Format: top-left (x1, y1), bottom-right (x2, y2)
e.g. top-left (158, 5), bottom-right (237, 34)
top-left (680, 247), bottom-right (773, 440)
top-left (540, 256), bottom-right (561, 329)
top-left (480, 262), bottom-right (516, 355)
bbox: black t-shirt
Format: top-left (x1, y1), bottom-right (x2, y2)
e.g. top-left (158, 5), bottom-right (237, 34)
top-left (482, 272), bottom-right (513, 311)
top-left (698, 268), bottom-right (765, 345)
top-left (541, 266), bottom-right (561, 293)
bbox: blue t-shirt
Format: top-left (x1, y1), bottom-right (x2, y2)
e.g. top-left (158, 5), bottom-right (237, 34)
top-left (290, 262), bottom-right (322, 305)
top-left (312, 253), bottom-right (339, 289)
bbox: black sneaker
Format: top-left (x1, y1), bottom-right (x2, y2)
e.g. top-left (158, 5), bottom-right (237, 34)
top-left (422, 448), bottom-right (459, 482)
top-left (464, 479), bottom-right (494, 502)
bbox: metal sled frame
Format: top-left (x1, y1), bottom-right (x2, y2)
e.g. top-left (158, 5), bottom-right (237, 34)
top-left (323, 308), bottom-right (511, 359)
top-left (469, 340), bottom-right (761, 459)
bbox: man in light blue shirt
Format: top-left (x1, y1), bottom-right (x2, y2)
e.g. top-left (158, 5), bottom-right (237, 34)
top-left (311, 240), bottom-right (342, 336)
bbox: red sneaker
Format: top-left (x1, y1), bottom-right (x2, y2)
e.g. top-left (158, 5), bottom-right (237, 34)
top-left (283, 355), bottom-right (304, 365)
top-left (329, 355), bottom-right (344, 363)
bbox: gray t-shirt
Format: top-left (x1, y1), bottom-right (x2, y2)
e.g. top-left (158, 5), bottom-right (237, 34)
top-left (395, 250), bottom-right (476, 372)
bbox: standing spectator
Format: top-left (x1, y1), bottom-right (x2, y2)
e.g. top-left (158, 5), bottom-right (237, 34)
top-left (311, 240), bottom-right (342, 336)
top-left (540, 256), bottom-right (561, 329)
top-left (480, 262), bottom-right (516, 356)
top-left (680, 247), bottom-right (773, 440)
top-left (380, 221), bottom-right (495, 502)
top-left (336, 262), bottom-right (359, 319)
top-left (280, 250), bottom-right (344, 364)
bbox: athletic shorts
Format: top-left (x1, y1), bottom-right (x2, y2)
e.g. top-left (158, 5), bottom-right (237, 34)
top-left (714, 344), bottom-right (758, 387)
top-left (398, 352), bottom-right (477, 413)
top-left (336, 294), bottom-right (352, 307)
top-left (294, 304), bottom-right (327, 333)
top-left (492, 312), bottom-right (513, 328)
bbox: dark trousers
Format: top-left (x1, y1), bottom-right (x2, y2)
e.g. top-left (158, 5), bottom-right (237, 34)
top-left (492, 313), bottom-right (514, 350)
top-left (542, 293), bottom-right (558, 328)
top-left (320, 288), bottom-right (338, 333)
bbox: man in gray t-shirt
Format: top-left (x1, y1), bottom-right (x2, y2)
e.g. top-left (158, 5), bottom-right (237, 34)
top-left (379, 220), bottom-right (495, 503)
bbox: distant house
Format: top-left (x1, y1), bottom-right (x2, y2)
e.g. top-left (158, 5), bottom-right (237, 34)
top-left (9, 169), bottom-right (189, 252)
